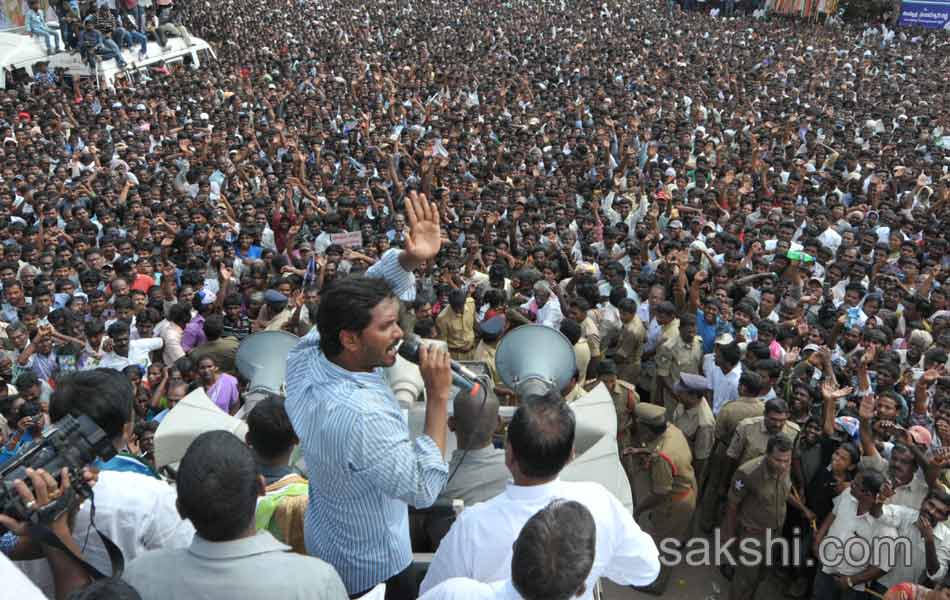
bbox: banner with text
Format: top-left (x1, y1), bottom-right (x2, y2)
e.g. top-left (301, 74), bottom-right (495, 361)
top-left (899, 0), bottom-right (950, 28)
top-left (329, 231), bottom-right (363, 249)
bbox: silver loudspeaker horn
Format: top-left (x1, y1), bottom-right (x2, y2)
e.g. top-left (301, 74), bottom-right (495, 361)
top-left (235, 330), bottom-right (300, 417)
top-left (495, 324), bottom-right (576, 399)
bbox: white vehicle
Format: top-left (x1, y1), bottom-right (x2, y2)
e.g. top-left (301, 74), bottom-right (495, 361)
top-left (0, 25), bottom-right (215, 88)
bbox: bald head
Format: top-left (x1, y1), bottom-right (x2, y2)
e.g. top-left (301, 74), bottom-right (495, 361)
top-left (450, 386), bottom-right (499, 449)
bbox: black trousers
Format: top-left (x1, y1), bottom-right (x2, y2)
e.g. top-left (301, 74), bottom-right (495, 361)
top-left (349, 563), bottom-right (425, 600)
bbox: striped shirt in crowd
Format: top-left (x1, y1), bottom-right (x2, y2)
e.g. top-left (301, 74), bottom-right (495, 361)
top-left (285, 248), bottom-right (448, 595)
top-left (95, 12), bottom-right (116, 35)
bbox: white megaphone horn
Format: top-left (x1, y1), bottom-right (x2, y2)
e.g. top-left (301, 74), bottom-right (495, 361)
top-left (154, 387), bottom-right (248, 469)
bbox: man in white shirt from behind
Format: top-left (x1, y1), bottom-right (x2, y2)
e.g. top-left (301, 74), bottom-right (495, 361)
top-left (703, 341), bottom-right (743, 415)
top-left (420, 500), bottom-right (597, 600)
top-left (419, 394), bottom-right (660, 598)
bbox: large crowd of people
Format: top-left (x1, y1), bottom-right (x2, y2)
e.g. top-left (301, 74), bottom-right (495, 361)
top-left (2, 0), bottom-right (950, 597)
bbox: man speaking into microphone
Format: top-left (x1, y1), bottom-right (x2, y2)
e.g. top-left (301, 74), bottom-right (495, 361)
top-left (286, 191), bottom-right (452, 600)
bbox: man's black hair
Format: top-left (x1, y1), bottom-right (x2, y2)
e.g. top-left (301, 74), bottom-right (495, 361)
top-left (246, 394), bottom-right (297, 461)
top-left (755, 359), bottom-right (783, 379)
top-left (14, 371), bottom-right (40, 391)
top-left (559, 319), bottom-right (581, 345)
top-left (224, 293), bottom-right (243, 308)
top-left (65, 578), bottom-right (142, 600)
top-left (84, 320), bottom-right (105, 337)
top-left (766, 434), bottom-right (793, 455)
top-left (764, 398), bottom-right (789, 416)
top-left (316, 276), bottom-right (395, 357)
top-left (507, 393), bottom-right (575, 480)
top-left (167, 302), bottom-right (192, 328)
top-left (511, 500), bottom-right (596, 600)
top-left (656, 301), bottom-right (678, 317)
top-left (718, 342), bottom-right (742, 367)
top-left (177, 430), bottom-right (260, 542)
top-left (174, 355), bottom-right (196, 376)
top-left (107, 320), bottom-right (130, 339)
top-left (413, 318), bottom-right (436, 338)
top-left (50, 369), bottom-right (133, 440)
top-left (616, 297), bottom-right (637, 314)
top-left (113, 296), bottom-right (133, 311)
top-left (203, 313), bottom-right (224, 341)
top-left (857, 465), bottom-right (886, 496)
top-left (133, 419), bottom-right (158, 439)
top-left (745, 341), bottom-right (772, 362)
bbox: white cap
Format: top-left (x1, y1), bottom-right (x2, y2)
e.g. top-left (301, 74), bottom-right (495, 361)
top-left (715, 333), bottom-right (735, 345)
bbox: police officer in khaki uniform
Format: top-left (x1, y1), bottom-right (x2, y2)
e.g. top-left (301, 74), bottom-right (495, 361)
top-left (560, 319), bottom-right (592, 389)
top-left (698, 371), bottom-right (768, 532)
top-left (471, 315), bottom-right (515, 403)
top-left (613, 297), bottom-right (646, 387)
top-left (639, 301), bottom-right (680, 401)
top-left (472, 315), bottom-right (505, 386)
top-left (436, 289), bottom-right (476, 360)
top-left (622, 403), bottom-right (697, 595)
top-left (562, 368), bottom-right (586, 403)
top-left (721, 399), bottom-right (800, 500)
top-left (568, 297), bottom-right (602, 374)
top-left (655, 312), bottom-right (704, 418)
top-left (671, 373), bottom-right (716, 486)
top-left (722, 435), bottom-right (806, 600)
top-left (585, 359), bottom-right (638, 447)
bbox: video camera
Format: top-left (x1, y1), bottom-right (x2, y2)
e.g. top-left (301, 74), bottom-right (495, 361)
top-left (0, 415), bottom-right (116, 523)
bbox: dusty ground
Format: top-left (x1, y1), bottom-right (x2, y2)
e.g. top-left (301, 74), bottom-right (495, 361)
top-left (602, 560), bottom-right (793, 600)
top-left (601, 524), bottom-right (802, 600)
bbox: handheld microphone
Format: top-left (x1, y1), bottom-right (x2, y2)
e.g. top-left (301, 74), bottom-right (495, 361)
top-left (397, 336), bottom-right (482, 398)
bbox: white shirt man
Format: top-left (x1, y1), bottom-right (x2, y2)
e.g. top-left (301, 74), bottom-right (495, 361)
top-left (97, 337), bottom-right (164, 371)
top-left (636, 303), bottom-right (663, 354)
top-left (818, 488), bottom-right (898, 592)
top-left (421, 499), bottom-right (599, 600)
top-left (418, 478), bottom-right (659, 599)
top-left (520, 295), bottom-right (563, 330)
top-left (878, 502), bottom-right (950, 589)
top-left (703, 353), bottom-right (742, 415)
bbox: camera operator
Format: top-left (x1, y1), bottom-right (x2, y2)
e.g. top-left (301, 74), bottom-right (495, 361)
top-left (0, 467), bottom-right (99, 599)
top-left (13, 369), bottom-right (194, 595)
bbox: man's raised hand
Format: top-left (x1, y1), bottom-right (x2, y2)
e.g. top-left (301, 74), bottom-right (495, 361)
top-left (401, 190), bottom-right (442, 270)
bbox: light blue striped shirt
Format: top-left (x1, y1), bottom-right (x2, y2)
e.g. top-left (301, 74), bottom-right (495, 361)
top-left (285, 249), bottom-right (448, 594)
